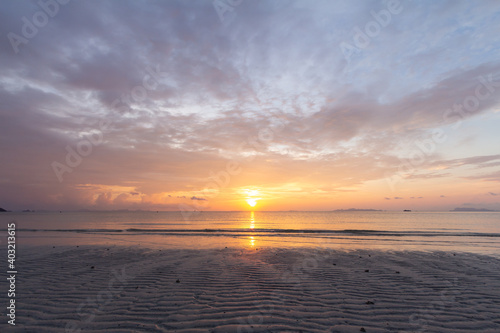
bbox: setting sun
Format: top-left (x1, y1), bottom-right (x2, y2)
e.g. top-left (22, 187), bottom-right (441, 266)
top-left (243, 189), bottom-right (261, 208)
top-left (246, 198), bottom-right (258, 207)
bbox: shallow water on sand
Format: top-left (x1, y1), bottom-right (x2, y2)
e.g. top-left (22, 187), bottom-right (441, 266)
top-left (1, 211), bottom-right (499, 255)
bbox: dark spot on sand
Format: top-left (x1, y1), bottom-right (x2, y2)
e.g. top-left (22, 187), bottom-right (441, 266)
top-left (395, 271), bottom-right (400, 274)
top-left (365, 269), bottom-right (369, 272)
top-left (91, 266), bottom-right (95, 269)
top-left (360, 328), bottom-right (366, 332)
top-left (366, 301), bottom-right (374, 305)
top-left (333, 263), bottom-right (336, 265)
top-left (176, 279), bottom-right (180, 283)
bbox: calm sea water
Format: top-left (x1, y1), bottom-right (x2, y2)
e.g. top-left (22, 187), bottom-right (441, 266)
top-left (1, 211), bottom-right (499, 255)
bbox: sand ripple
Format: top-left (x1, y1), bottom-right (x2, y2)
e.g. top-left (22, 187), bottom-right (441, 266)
top-left (2, 247), bottom-right (500, 332)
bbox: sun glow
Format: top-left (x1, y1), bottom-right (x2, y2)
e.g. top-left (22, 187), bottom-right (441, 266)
top-left (244, 189), bottom-right (261, 208)
top-left (246, 198), bottom-right (258, 207)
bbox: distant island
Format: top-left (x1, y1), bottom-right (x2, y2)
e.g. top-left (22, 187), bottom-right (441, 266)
top-left (0, 207), bottom-right (7, 212)
top-left (451, 208), bottom-right (496, 212)
top-left (333, 208), bottom-right (382, 212)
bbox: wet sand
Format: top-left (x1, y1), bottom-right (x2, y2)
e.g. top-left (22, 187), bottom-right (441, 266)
top-left (3, 246), bottom-right (500, 332)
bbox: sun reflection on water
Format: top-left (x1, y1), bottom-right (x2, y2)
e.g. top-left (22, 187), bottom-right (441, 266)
top-left (250, 211), bottom-right (255, 229)
top-left (249, 211), bottom-right (256, 247)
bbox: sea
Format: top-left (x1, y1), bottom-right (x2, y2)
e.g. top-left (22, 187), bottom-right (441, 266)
top-left (1, 211), bottom-right (499, 256)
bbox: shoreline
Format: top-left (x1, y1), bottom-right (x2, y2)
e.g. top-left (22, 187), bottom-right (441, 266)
top-left (2, 246), bottom-right (500, 332)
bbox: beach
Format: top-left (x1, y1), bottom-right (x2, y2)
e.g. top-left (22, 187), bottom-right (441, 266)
top-left (4, 245), bottom-right (500, 332)
top-left (2, 0), bottom-right (500, 331)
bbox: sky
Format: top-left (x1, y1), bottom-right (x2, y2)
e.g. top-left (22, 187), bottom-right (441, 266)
top-left (1, 0), bottom-right (500, 212)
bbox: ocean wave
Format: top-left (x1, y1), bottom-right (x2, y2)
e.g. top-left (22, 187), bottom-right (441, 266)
top-left (5, 228), bottom-right (500, 238)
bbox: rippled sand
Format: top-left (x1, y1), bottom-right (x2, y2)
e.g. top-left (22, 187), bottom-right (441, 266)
top-left (4, 246), bottom-right (500, 332)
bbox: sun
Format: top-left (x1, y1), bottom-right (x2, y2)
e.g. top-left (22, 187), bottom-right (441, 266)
top-left (246, 198), bottom-right (258, 207)
top-left (243, 188), bottom-right (261, 208)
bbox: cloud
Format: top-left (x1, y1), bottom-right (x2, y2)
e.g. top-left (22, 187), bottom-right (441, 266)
top-left (394, 197), bottom-right (403, 200)
top-left (191, 196), bottom-right (207, 201)
top-left (432, 155), bottom-right (500, 169)
top-left (465, 170), bottom-right (500, 182)
top-left (405, 172), bottom-right (451, 180)
top-left (0, 1), bottom-right (499, 210)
